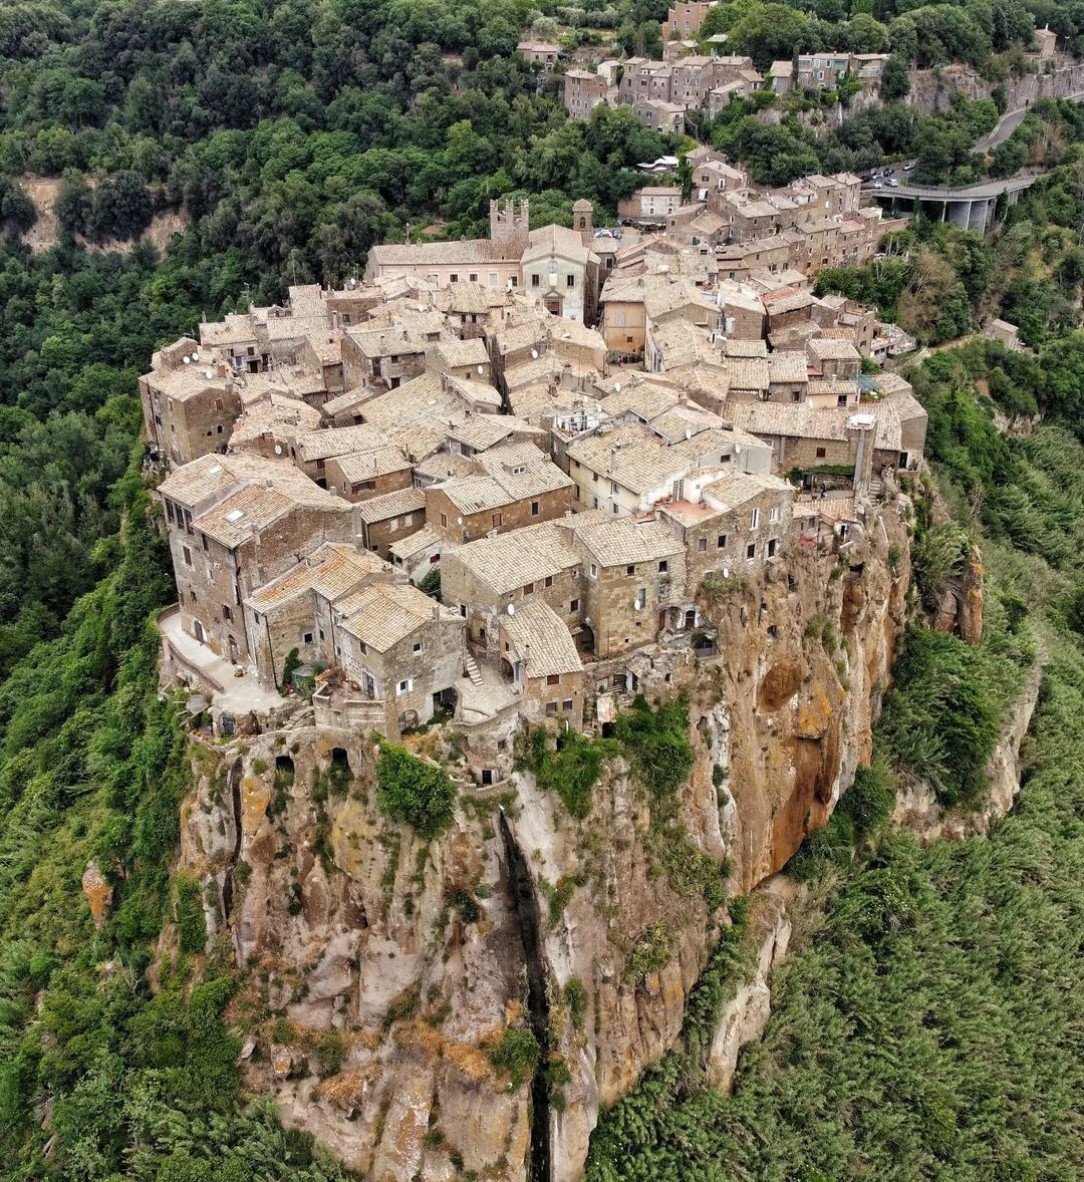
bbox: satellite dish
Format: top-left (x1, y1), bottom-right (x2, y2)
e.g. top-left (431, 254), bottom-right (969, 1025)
top-left (477, 364), bottom-right (484, 374)
top-left (457, 516), bottom-right (463, 525)
top-left (614, 382), bottom-right (621, 392)
top-left (274, 444), bottom-right (283, 455)
top-left (192, 351), bottom-right (200, 361)
top-left (734, 443), bottom-right (742, 454)
top-left (182, 356), bottom-right (191, 364)
top-left (507, 603), bottom-right (515, 615)
top-left (531, 349), bottom-right (539, 359)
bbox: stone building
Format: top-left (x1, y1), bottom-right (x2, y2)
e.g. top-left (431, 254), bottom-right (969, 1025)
top-left (564, 70), bottom-right (610, 121)
top-left (563, 515), bottom-right (687, 658)
top-left (498, 599), bottom-right (586, 728)
top-left (660, 469), bottom-right (794, 584)
top-left (157, 454), bottom-right (358, 665)
top-left (140, 340), bottom-right (241, 466)
top-left (356, 487), bottom-right (427, 558)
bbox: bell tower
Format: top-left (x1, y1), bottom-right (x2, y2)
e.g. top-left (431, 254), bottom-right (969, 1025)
top-left (573, 198), bottom-right (594, 242)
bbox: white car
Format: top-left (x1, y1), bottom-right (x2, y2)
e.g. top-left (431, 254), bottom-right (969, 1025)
top-left (887, 178), bottom-right (899, 187)
top-left (873, 180), bottom-right (884, 189)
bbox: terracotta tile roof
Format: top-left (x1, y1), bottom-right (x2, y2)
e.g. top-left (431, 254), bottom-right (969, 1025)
top-left (245, 543), bottom-right (394, 611)
top-left (390, 524), bottom-right (443, 561)
top-left (500, 600), bottom-right (583, 677)
top-left (295, 424), bottom-right (391, 462)
top-left (339, 582), bottom-right (446, 651)
top-left (562, 515), bottom-right (683, 567)
top-left (448, 519), bottom-right (587, 595)
top-left (355, 487), bottom-right (426, 524)
top-left (329, 446), bottom-right (412, 483)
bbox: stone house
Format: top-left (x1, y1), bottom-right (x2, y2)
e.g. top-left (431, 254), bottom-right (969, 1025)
top-left (565, 419), bottom-right (772, 517)
top-left (518, 39), bottom-right (561, 67)
top-left (563, 515), bottom-right (688, 658)
top-left (390, 525), bottom-right (444, 583)
top-left (440, 518), bottom-right (595, 660)
top-left (334, 582), bottom-right (466, 731)
top-left (242, 542), bottom-right (401, 689)
top-left (356, 487), bottom-right (427, 558)
top-left (157, 454), bottom-right (358, 665)
top-left (324, 445), bottom-right (413, 502)
top-left (806, 337), bottom-right (862, 380)
top-left (290, 424), bottom-right (392, 485)
top-left (564, 69), bottom-right (610, 121)
top-left (427, 337), bottom-right (493, 382)
top-left (341, 326), bottom-right (431, 392)
top-left (498, 599), bottom-right (586, 728)
top-left (660, 469), bottom-right (794, 584)
top-left (667, 0), bottom-right (715, 35)
top-left (140, 343), bottom-right (241, 466)
top-left (425, 445), bottom-right (574, 544)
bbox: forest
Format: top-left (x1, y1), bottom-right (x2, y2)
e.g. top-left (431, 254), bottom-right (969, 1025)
top-left (0, 0), bottom-right (1083, 1178)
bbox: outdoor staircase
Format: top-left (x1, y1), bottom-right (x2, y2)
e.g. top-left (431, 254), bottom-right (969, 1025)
top-left (463, 652), bottom-right (483, 686)
top-left (867, 477), bottom-right (884, 499)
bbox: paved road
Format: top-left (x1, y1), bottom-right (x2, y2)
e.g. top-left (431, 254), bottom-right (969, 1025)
top-left (886, 174), bottom-right (1038, 201)
top-left (975, 89), bottom-right (1084, 152)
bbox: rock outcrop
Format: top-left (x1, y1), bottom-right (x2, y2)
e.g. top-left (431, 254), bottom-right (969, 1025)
top-left (163, 492), bottom-right (914, 1181)
top-left (893, 656), bottom-right (1043, 842)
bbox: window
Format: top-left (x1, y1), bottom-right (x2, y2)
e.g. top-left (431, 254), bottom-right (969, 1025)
top-left (182, 545), bottom-right (192, 566)
top-left (544, 575), bottom-right (554, 588)
top-left (510, 276), bottom-right (517, 287)
top-left (531, 500), bottom-right (540, 516)
top-left (165, 500), bottom-right (175, 524)
top-left (612, 503), bottom-right (619, 514)
top-left (469, 273), bottom-right (478, 282)
top-left (717, 534), bottom-right (728, 549)
top-left (491, 512), bottom-right (502, 528)
top-left (697, 538), bottom-right (707, 552)
top-left (570, 598), bottom-right (579, 612)
top-left (589, 563), bottom-right (598, 578)
top-left (413, 642), bottom-right (423, 653)
top-left (562, 699), bottom-right (573, 711)
top-left (566, 274), bottom-right (575, 288)
top-left (459, 604), bottom-right (467, 617)
top-left (450, 273), bottom-right (459, 283)
top-left (190, 589), bottom-right (198, 603)
top-left (397, 678), bottom-right (413, 696)
top-left (531, 274), bottom-right (541, 287)
top-left (441, 512), bottom-right (448, 527)
top-left (546, 701), bottom-right (558, 715)
top-left (747, 542), bottom-right (756, 559)
top-left (547, 673), bottom-right (560, 686)
top-left (838, 394), bottom-right (848, 407)
top-left (201, 533), bottom-right (208, 552)
top-left (430, 553), bottom-right (440, 564)
top-left (635, 588), bottom-right (647, 609)
top-left (658, 560), bottom-right (668, 573)
top-left (403, 513), bottom-right (413, 527)
top-left (816, 446), bottom-right (827, 459)
top-left (768, 538), bottom-right (778, 558)
top-left (751, 508), bottom-right (760, 529)
top-left (769, 507), bottom-right (780, 523)
top-left (626, 564), bottom-right (636, 576)
top-left (489, 272), bottom-right (498, 288)
top-left (223, 605), bottom-right (232, 621)
top-left (524, 582), bottom-right (535, 595)
top-left (359, 640), bottom-right (367, 653)
top-left (302, 630), bottom-right (314, 644)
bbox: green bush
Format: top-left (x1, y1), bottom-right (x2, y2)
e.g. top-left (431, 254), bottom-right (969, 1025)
top-left (375, 742), bottom-right (456, 837)
top-left (613, 695), bottom-right (694, 801)
top-left (515, 725), bottom-right (604, 819)
top-left (488, 1025), bottom-right (539, 1090)
top-left (175, 875), bottom-right (207, 956)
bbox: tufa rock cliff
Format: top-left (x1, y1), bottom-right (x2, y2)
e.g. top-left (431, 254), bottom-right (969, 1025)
top-left (161, 491), bottom-right (913, 1182)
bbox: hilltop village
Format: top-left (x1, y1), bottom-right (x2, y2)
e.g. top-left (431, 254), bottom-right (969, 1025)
top-left (143, 193), bottom-right (926, 775)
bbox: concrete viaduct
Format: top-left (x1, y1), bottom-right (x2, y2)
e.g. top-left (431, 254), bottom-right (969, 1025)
top-left (871, 174), bottom-right (1038, 234)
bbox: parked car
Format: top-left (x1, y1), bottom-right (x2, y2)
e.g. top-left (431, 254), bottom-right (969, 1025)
top-left (887, 178), bottom-right (899, 187)
top-left (873, 180), bottom-right (884, 189)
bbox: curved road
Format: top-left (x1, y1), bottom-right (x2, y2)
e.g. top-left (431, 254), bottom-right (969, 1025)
top-left (975, 89), bottom-right (1084, 152)
top-left (886, 173), bottom-right (1038, 202)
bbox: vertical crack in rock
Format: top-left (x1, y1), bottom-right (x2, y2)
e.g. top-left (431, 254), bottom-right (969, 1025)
top-left (499, 808), bottom-right (552, 1182)
top-left (222, 757), bottom-right (243, 922)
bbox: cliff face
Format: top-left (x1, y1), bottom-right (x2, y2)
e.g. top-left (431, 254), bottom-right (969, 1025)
top-left (165, 493), bottom-right (913, 1181)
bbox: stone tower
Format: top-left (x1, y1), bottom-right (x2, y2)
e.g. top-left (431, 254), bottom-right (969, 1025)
top-left (573, 198), bottom-right (594, 241)
top-left (489, 199), bottom-right (530, 254)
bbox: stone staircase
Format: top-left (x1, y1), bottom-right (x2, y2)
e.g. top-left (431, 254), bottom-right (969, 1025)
top-left (463, 652), bottom-right (484, 687)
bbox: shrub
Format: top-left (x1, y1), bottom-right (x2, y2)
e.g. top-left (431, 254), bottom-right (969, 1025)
top-left (613, 695), bottom-right (694, 801)
top-left (514, 725), bottom-right (603, 819)
top-left (280, 647), bottom-right (302, 691)
top-left (315, 1030), bottom-right (345, 1078)
top-left (175, 875), bottom-right (207, 956)
top-left (376, 742), bottom-right (456, 837)
top-left (563, 977), bottom-right (587, 1031)
top-left (488, 1025), bottom-right (539, 1090)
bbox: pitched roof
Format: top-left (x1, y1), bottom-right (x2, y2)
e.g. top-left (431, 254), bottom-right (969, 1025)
top-left (501, 600), bottom-right (583, 677)
top-left (339, 582), bottom-right (448, 651)
top-left (295, 424), bottom-right (391, 462)
top-left (447, 519), bottom-right (590, 595)
top-left (329, 446), bottom-right (412, 483)
top-left (245, 543), bottom-right (394, 612)
top-left (562, 515), bottom-right (683, 567)
top-left (355, 486), bottom-right (426, 524)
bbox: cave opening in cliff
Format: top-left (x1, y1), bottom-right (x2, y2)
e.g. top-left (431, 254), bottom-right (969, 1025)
top-left (274, 754), bottom-right (294, 785)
